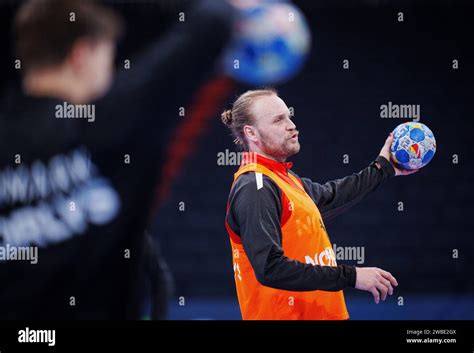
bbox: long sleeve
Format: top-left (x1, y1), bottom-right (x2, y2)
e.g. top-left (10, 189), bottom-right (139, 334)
top-left (226, 172), bottom-right (356, 292)
top-left (297, 156), bottom-right (395, 221)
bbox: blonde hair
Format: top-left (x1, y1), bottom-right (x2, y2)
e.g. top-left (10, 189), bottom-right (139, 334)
top-left (221, 88), bottom-right (277, 150)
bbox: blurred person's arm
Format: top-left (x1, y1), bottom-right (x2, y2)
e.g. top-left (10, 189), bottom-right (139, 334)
top-left (226, 173), bottom-right (356, 292)
top-left (110, 0), bottom-right (233, 97)
top-left (91, 0), bottom-right (235, 146)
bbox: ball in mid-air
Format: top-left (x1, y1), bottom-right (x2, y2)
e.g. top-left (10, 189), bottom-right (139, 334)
top-left (222, 2), bottom-right (311, 85)
top-left (390, 122), bottom-right (436, 170)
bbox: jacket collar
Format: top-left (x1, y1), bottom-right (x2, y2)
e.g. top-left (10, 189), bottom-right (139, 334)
top-left (241, 152), bottom-right (293, 173)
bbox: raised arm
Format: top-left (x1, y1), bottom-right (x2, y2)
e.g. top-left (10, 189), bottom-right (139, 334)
top-left (297, 155), bottom-right (395, 221)
top-left (296, 133), bottom-right (420, 221)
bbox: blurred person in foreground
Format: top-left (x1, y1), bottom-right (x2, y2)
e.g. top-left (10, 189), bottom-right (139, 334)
top-left (0, 0), bottom-right (234, 319)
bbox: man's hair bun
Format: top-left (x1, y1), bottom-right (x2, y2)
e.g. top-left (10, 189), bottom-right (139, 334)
top-left (221, 109), bottom-right (233, 126)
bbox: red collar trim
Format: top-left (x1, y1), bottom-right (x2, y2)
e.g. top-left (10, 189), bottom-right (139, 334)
top-left (241, 152), bottom-right (293, 173)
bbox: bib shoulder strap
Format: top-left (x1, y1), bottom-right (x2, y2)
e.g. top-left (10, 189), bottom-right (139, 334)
top-left (287, 172), bottom-right (305, 191)
top-left (233, 163), bottom-right (271, 181)
top-left (230, 163), bottom-right (273, 189)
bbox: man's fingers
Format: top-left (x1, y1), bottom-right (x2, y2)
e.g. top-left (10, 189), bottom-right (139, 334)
top-left (370, 287), bottom-right (380, 304)
top-left (380, 270), bottom-right (398, 286)
top-left (379, 277), bottom-right (393, 296)
top-left (375, 282), bottom-right (389, 301)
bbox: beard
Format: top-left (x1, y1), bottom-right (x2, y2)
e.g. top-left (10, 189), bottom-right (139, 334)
top-left (260, 134), bottom-right (300, 161)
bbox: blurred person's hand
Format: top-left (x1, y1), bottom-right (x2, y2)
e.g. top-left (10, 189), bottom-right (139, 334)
top-left (355, 267), bottom-right (398, 304)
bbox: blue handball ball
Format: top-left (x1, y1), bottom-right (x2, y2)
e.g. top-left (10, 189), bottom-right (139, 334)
top-left (390, 122), bottom-right (436, 170)
top-left (222, 1), bottom-right (311, 85)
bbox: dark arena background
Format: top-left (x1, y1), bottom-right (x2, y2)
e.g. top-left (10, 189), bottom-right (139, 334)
top-left (0, 0), bottom-right (473, 349)
top-left (153, 1), bottom-right (474, 320)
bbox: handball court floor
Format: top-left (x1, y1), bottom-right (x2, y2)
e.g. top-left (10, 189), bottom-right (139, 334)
top-left (167, 295), bottom-right (474, 320)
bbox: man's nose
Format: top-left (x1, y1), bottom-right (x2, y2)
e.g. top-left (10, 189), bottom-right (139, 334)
top-left (287, 118), bottom-right (296, 130)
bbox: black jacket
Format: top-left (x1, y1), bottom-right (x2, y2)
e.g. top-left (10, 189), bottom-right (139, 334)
top-left (225, 155), bottom-right (395, 292)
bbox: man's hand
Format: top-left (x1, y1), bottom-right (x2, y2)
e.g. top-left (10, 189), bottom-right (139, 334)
top-left (355, 267), bottom-right (398, 304)
top-left (378, 133), bottom-right (419, 176)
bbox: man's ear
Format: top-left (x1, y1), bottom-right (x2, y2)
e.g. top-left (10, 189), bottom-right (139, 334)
top-left (243, 125), bottom-right (258, 143)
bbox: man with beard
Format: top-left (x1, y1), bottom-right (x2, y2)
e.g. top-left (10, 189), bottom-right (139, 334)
top-left (222, 89), bottom-right (416, 320)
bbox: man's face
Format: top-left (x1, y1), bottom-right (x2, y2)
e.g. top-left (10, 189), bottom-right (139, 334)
top-left (249, 94), bottom-right (300, 161)
top-left (74, 39), bottom-right (115, 101)
top-left (86, 40), bottom-right (115, 99)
